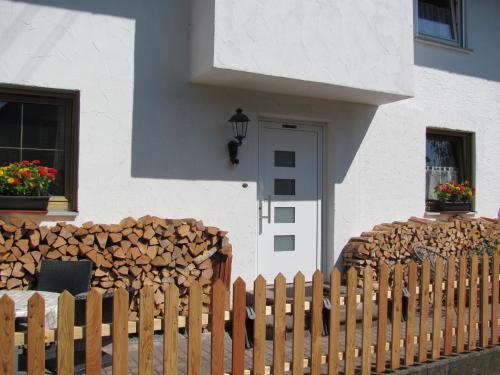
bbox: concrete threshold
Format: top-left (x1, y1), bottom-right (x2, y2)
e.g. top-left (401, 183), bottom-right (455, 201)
top-left (393, 345), bottom-right (500, 375)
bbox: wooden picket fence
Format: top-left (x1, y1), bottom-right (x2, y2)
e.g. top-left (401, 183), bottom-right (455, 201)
top-left (0, 253), bottom-right (499, 375)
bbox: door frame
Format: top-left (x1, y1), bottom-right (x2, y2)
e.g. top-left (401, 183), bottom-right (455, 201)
top-left (257, 117), bottom-right (325, 280)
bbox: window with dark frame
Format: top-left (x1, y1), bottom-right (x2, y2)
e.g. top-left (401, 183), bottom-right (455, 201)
top-left (0, 87), bottom-right (79, 210)
top-left (417, 0), bottom-right (464, 46)
top-left (426, 130), bottom-right (472, 210)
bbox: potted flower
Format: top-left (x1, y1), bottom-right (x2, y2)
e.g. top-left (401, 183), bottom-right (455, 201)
top-left (434, 181), bottom-right (474, 212)
top-left (0, 160), bottom-right (58, 211)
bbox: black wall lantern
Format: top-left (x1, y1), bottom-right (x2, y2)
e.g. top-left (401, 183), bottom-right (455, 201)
top-left (227, 108), bottom-right (251, 165)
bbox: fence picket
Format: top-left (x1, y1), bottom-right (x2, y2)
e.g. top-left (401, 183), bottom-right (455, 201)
top-left (391, 263), bottom-right (403, 370)
top-left (361, 266), bottom-right (373, 375)
top-left (211, 280), bottom-right (224, 375)
top-left (469, 255), bottom-right (478, 351)
top-left (492, 253), bottom-right (500, 346)
top-left (85, 288), bottom-right (102, 375)
top-left (418, 259), bottom-right (430, 363)
top-left (57, 291), bottom-right (75, 375)
top-left (481, 254), bottom-right (489, 348)
top-left (164, 285), bottom-right (179, 375)
top-left (456, 256), bottom-right (467, 353)
top-left (376, 263), bottom-right (389, 373)
top-left (405, 261), bottom-right (417, 366)
top-left (432, 258), bottom-right (443, 360)
top-left (273, 274), bottom-right (286, 375)
top-left (292, 272), bottom-right (305, 375)
top-left (113, 288), bottom-right (129, 375)
top-left (139, 286), bottom-right (154, 375)
top-left (444, 256), bottom-right (456, 356)
top-left (345, 267), bottom-right (357, 375)
top-left (188, 282), bottom-right (202, 375)
top-left (0, 295), bottom-right (14, 375)
top-left (328, 269), bottom-right (341, 375)
top-left (232, 278), bottom-right (246, 375)
top-left (311, 270), bottom-right (323, 375)
top-left (253, 275), bottom-right (267, 375)
top-left (28, 293), bottom-right (45, 375)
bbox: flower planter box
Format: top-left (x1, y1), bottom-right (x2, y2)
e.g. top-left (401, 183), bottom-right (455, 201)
top-left (436, 201), bottom-right (473, 212)
top-left (0, 196), bottom-right (49, 211)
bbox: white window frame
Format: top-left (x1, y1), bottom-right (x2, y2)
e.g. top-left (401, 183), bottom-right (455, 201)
top-left (415, 0), bottom-right (466, 48)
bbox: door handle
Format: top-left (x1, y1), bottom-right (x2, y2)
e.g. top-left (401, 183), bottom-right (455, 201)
top-left (260, 195), bottom-right (272, 224)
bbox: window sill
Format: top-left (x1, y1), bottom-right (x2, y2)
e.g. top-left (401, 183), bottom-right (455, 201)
top-left (415, 36), bottom-right (473, 54)
top-left (424, 211), bottom-right (476, 219)
top-left (0, 209), bottom-right (78, 222)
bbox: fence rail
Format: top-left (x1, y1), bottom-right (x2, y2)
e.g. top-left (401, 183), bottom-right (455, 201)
top-left (0, 254), bottom-right (499, 375)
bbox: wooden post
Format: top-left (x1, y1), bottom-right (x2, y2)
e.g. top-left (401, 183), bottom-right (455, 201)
top-left (345, 267), bottom-right (357, 375)
top-left (113, 288), bottom-right (129, 375)
top-left (328, 269), bottom-right (341, 375)
top-left (481, 254), bottom-right (489, 348)
top-left (376, 264), bottom-right (389, 373)
top-left (188, 282), bottom-right (202, 375)
top-left (139, 286), bottom-right (154, 375)
top-left (211, 281), bottom-right (225, 375)
top-left (492, 253), bottom-right (499, 346)
top-left (86, 289), bottom-right (102, 375)
top-left (253, 275), bottom-right (266, 375)
top-left (164, 285), bottom-right (179, 375)
top-left (0, 295), bottom-right (15, 375)
top-left (456, 256), bottom-right (467, 353)
top-left (232, 278), bottom-right (246, 375)
top-left (57, 291), bottom-right (75, 375)
top-left (361, 266), bottom-right (373, 375)
top-left (391, 263), bottom-right (403, 370)
top-left (432, 259), bottom-right (443, 360)
top-left (311, 270), bottom-right (323, 375)
top-left (418, 260), bottom-right (430, 363)
top-left (444, 256), bottom-right (456, 356)
top-left (273, 274), bottom-right (286, 375)
top-left (292, 272), bottom-right (305, 375)
top-left (28, 293), bottom-right (45, 375)
top-left (469, 256), bottom-right (478, 351)
top-left (405, 261), bottom-right (417, 366)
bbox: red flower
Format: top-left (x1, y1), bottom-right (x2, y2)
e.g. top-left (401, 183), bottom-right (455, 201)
top-left (38, 166), bottom-right (47, 176)
top-left (22, 160), bottom-right (29, 165)
top-left (32, 160), bottom-right (40, 164)
top-left (48, 167), bottom-right (57, 174)
top-left (22, 170), bottom-right (29, 177)
top-left (13, 178), bottom-right (20, 185)
top-left (48, 173), bottom-right (56, 181)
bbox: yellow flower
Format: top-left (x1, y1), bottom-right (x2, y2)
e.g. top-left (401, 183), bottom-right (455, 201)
top-left (7, 177), bottom-right (15, 184)
top-left (0, 170), bottom-right (3, 176)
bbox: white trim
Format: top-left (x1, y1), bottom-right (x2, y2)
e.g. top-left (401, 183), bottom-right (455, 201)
top-left (257, 118), bottom-right (325, 280)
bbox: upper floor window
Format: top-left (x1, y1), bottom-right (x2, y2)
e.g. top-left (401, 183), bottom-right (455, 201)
top-left (0, 86), bottom-right (79, 210)
top-left (417, 0), bottom-right (464, 46)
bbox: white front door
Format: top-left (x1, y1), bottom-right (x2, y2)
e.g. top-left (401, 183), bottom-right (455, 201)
top-left (258, 120), bottom-right (322, 281)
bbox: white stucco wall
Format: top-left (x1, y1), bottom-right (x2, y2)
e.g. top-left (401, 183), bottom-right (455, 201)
top-left (0, 0), bottom-right (499, 282)
top-left (191, 0), bottom-right (415, 104)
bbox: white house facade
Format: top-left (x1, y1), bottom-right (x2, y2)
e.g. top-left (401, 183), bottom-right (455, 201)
top-left (0, 0), bottom-right (499, 282)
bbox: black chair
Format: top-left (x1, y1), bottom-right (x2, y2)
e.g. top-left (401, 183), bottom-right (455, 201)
top-left (36, 259), bottom-right (93, 296)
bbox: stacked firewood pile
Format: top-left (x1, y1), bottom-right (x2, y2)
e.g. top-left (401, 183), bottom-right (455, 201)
top-left (342, 216), bottom-right (500, 283)
top-left (0, 216), bottom-right (232, 318)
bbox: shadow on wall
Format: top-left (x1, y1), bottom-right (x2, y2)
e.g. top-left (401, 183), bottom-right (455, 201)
top-left (11, 0), bottom-right (375, 189)
top-left (414, 0), bottom-right (500, 82)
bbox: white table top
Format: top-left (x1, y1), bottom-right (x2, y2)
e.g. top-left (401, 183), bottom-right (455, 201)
top-left (0, 290), bottom-right (60, 329)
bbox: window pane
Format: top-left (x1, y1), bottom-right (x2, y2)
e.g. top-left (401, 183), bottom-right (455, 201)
top-left (274, 179), bottom-right (295, 195)
top-left (23, 103), bottom-right (66, 150)
top-left (275, 151), bottom-right (295, 167)
top-left (418, 0), bottom-right (458, 42)
top-left (0, 102), bottom-right (22, 147)
top-left (23, 149), bottom-right (65, 196)
top-left (274, 235), bottom-right (295, 252)
top-left (0, 148), bottom-right (21, 165)
top-left (274, 207), bottom-right (295, 223)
